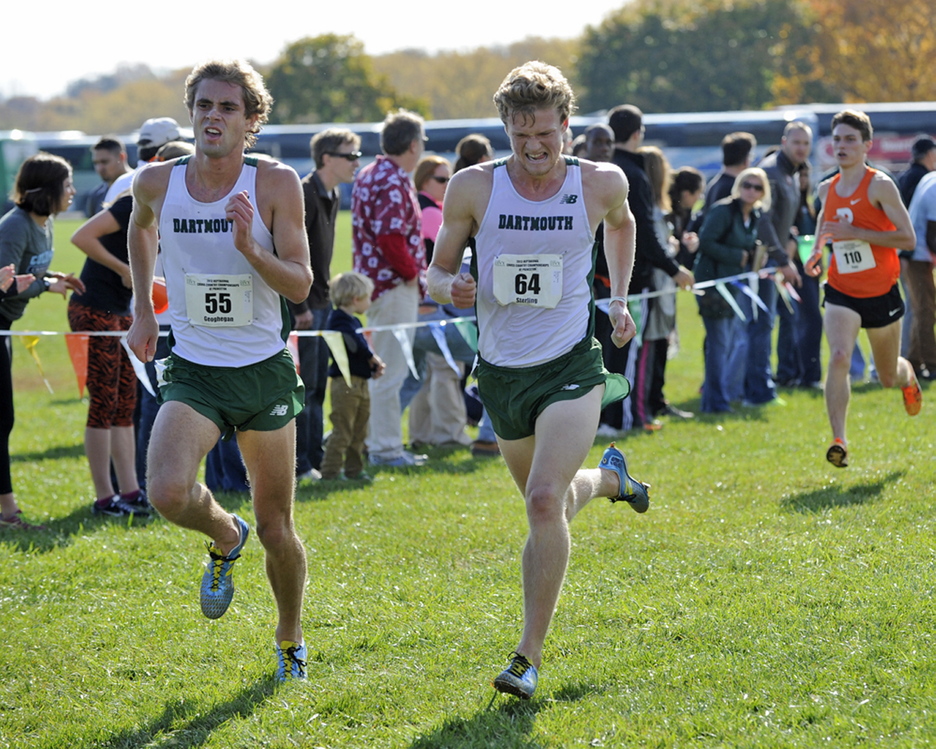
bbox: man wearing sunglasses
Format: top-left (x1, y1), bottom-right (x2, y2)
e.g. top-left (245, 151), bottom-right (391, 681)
top-left (291, 129), bottom-right (362, 482)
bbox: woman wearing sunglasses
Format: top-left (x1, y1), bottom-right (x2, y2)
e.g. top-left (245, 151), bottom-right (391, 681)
top-left (695, 167), bottom-right (772, 413)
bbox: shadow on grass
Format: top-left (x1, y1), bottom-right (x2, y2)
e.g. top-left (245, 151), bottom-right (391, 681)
top-left (409, 680), bottom-right (600, 748)
top-left (410, 696), bottom-right (539, 748)
top-left (0, 491), bottom-right (256, 554)
top-left (780, 471), bottom-right (904, 513)
top-left (11, 442), bottom-right (84, 462)
top-left (295, 449), bottom-right (492, 502)
top-left (0, 502), bottom-right (157, 553)
top-left (92, 677), bottom-right (277, 749)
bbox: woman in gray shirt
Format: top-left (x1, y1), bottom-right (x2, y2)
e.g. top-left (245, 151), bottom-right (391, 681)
top-left (0, 153), bottom-right (84, 530)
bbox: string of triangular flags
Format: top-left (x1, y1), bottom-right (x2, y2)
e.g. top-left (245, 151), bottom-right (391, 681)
top-left (7, 269), bottom-right (789, 396)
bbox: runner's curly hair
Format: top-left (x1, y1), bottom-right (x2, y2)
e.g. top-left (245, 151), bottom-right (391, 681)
top-left (493, 61), bottom-right (577, 126)
top-left (185, 60), bottom-right (273, 147)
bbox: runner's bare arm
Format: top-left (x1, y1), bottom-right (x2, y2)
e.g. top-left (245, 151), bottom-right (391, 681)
top-left (596, 165), bottom-right (638, 347)
top-left (127, 165), bottom-right (167, 362)
top-left (427, 169), bottom-right (485, 308)
top-left (235, 163), bottom-right (312, 305)
top-left (805, 181), bottom-right (830, 276)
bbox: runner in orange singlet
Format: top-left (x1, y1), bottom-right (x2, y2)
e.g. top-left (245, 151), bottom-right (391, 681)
top-left (805, 110), bottom-right (920, 468)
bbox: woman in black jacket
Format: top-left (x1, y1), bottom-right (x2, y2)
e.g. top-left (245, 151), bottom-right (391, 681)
top-left (694, 167), bottom-right (772, 413)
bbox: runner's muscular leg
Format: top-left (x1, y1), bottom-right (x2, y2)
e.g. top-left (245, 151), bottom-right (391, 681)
top-left (146, 401), bottom-right (240, 550)
top-left (498, 387), bottom-right (616, 667)
top-left (823, 304), bottom-right (861, 442)
top-left (237, 422), bottom-right (306, 644)
top-left (866, 319), bottom-right (913, 389)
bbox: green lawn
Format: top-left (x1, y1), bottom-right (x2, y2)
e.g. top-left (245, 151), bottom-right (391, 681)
top-left (1, 217), bottom-right (935, 748)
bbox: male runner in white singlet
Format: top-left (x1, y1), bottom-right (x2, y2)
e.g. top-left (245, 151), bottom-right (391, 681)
top-left (428, 61), bottom-right (650, 699)
top-left (127, 60), bottom-right (312, 681)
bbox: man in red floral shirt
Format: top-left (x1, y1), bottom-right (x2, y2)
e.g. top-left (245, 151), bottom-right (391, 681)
top-left (352, 109), bottom-right (428, 466)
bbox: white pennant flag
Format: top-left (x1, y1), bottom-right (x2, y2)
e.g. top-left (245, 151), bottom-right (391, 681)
top-left (392, 328), bottom-right (419, 379)
top-left (429, 323), bottom-right (461, 375)
top-left (122, 337), bottom-right (155, 397)
top-left (715, 283), bottom-right (746, 322)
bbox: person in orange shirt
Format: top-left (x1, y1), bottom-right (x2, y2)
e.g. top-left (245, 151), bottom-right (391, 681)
top-left (806, 110), bottom-right (919, 467)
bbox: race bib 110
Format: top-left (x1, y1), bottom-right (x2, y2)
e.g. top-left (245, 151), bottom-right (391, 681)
top-left (832, 240), bottom-right (876, 274)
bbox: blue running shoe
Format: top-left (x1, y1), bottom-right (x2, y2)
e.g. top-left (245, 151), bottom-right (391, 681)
top-left (275, 640), bottom-right (307, 681)
top-left (493, 652), bottom-right (538, 699)
top-left (200, 514), bottom-right (249, 619)
top-left (599, 443), bottom-right (650, 513)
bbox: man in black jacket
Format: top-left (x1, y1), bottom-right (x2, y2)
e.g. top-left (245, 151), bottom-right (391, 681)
top-left (608, 104), bottom-right (693, 431)
top-left (898, 138), bottom-right (936, 207)
top-left (761, 123), bottom-right (814, 388)
top-left (291, 128), bottom-right (361, 481)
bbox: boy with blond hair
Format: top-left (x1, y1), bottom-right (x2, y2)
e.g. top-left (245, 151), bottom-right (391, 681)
top-left (320, 272), bottom-right (385, 480)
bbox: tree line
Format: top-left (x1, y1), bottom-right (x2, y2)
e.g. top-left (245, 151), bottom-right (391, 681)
top-left (2, 0), bottom-right (933, 135)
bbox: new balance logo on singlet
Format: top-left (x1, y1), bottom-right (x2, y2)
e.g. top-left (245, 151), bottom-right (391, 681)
top-left (559, 194), bottom-right (579, 204)
top-left (497, 215), bottom-right (574, 231)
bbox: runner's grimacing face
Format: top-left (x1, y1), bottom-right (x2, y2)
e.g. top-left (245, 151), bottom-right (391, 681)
top-left (506, 108), bottom-right (567, 177)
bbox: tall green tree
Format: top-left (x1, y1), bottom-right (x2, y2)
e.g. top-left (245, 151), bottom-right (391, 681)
top-left (266, 34), bottom-right (426, 124)
top-left (375, 38), bottom-right (579, 120)
top-left (577, 0), bottom-right (823, 113)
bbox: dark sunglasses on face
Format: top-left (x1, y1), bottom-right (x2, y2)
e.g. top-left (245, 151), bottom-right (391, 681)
top-left (741, 181), bottom-right (764, 193)
top-left (327, 151), bottom-right (362, 161)
top-left (431, 176), bottom-right (450, 184)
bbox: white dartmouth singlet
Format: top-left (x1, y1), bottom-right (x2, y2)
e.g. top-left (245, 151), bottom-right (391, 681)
top-left (158, 156), bottom-right (288, 367)
top-left (473, 158), bottom-right (596, 367)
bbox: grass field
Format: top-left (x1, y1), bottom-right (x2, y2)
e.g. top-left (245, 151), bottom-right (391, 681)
top-left (1, 216), bottom-right (935, 748)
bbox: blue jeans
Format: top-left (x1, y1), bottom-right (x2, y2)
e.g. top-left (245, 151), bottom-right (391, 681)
top-left (776, 290), bottom-right (799, 385)
top-left (702, 314), bottom-right (742, 412)
top-left (727, 314), bottom-right (748, 404)
top-left (738, 277), bottom-right (778, 404)
top-left (796, 271), bottom-right (823, 384)
top-left (777, 259), bottom-right (823, 386)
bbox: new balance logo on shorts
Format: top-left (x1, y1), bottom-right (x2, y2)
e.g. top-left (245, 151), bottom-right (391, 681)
top-left (269, 404), bottom-right (289, 417)
top-left (559, 194), bottom-right (579, 204)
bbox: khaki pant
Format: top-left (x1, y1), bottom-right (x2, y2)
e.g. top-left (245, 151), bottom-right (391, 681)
top-left (366, 283), bottom-right (419, 459)
top-left (321, 376), bottom-right (370, 479)
top-left (409, 353), bottom-right (471, 446)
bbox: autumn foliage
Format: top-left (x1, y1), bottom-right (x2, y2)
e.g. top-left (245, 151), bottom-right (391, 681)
top-left (774, 0), bottom-right (936, 104)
